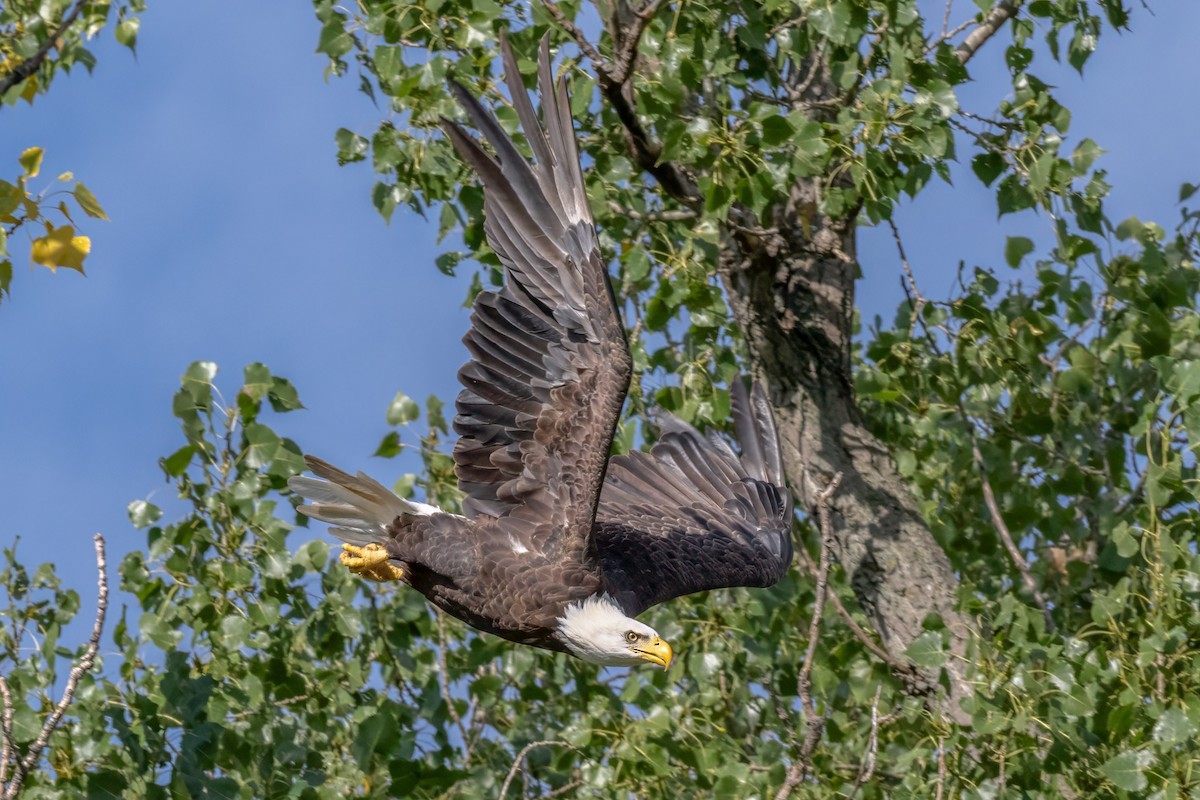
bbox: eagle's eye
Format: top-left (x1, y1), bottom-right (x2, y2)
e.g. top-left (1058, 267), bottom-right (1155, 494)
top-left (625, 631), bottom-right (640, 643)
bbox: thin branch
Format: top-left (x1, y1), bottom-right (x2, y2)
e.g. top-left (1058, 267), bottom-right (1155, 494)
top-left (5, 534), bottom-right (108, 798)
top-left (775, 472), bottom-right (843, 800)
top-left (228, 693), bottom-right (311, 721)
top-left (540, 0), bottom-right (606, 71)
top-left (499, 740), bottom-right (572, 799)
top-left (848, 686), bottom-right (884, 797)
top-left (970, 443), bottom-right (1056, 632)
top-left (605, 200), bottom-right (696, 223)
top-left (0, 0), bottom-right (87, 99)
top-left (955, 0), bottom-right (1022, 65)
top-left (1113, 465), bottom-right (1148, 516)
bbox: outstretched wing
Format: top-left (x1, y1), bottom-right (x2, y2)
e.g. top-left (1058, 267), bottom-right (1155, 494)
top-left (442, 34), bottom-right (631, 556)
top-left (594, 381), bottom-right (794, 616)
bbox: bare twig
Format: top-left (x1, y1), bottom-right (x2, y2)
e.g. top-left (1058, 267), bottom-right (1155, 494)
top-left (970, 443), bottom-right (1056, 632)
top-left (775, 472), bottom-right (843, 800)
top-left (848, 685), bottom-right (884, 797)
top-left (228, 693), bottom-right (312, 721)
top-left (955, 0), bottom-right (1022, 65)
top-left (935, 737), bottom-right (947, 800)
top-left (4, 533), bottom-right (108, 799)
top-left (888, 218), bottom-right (928, 339)
top-left (0, 0), bottom-right (87, 99)
top-left (499, 740), bottom-right (572, 799)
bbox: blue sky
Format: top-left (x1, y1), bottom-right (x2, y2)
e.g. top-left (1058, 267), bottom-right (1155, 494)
top-left (1, 1), bottom-right (1197, 611)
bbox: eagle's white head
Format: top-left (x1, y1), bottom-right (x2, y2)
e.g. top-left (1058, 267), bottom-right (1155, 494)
top-left (555, 595), bottom-right (673, 669)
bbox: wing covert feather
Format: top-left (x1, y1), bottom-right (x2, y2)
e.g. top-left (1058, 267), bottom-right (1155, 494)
top-left (595, 381), bottom-right (794, 616)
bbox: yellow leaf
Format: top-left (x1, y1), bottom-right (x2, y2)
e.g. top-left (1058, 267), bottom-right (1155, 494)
top-left (31, 222), bottom-right (90, 273)
top-left (57, 171), bottom-right (74, 182)
top-left (19, 74), bottom-right (38, 104)
top-left (19, 146), bottom-right (43, 178)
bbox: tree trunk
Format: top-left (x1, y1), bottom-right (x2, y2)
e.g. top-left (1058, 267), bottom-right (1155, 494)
top-left (717, 182), bottom-right (972, 720)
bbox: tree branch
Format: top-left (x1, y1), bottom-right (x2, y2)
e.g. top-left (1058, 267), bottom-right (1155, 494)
top-left (955, 1), bottom-right (1022, 65)
top-left (970, 443), bottom-right (1056, 632)
top-left (499, 740), bottom-right (572, 799)
top-left (3, 533), bottom-right (108, 799)
top-left (539, 0), bottom-right (606, 72)
top-left (775, 472), bottom-right (843, 800)
top-left (610, 0), bottom-right (665, 84)
top-left (0, 677), bottom-right (14, 789)
top-left (0, 0), bottom-right (87, 99)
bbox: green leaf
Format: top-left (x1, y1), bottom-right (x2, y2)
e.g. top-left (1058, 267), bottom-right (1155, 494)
top-left (115, 17), bottom-right (139, 51)
top-left (335, 128), bottom-right (369, 165)
top-left (317, 20), bottom-right (353, 59)
top-left (1005, 236), bottom-right (1035, 268)
top-left (971, 152), bottom-right (1005, 186)
top-left (1099, 750), bottom-right (1148, 791)
top-left (73, 182), bottom-right (109, 220)
top-left (1153, 707), bottom-right (1196, 746)
top-left (375, 431), bottom-right (403, 458)
top-left (242, 362), bottom-right (272, 401)
top-left (904, 630), bottom-right (945, 668)
top-left (243, 423), bottom-right (280, 468)
top-left (760, 114), bottom-right (795, 146)
top-left (127, 500), bottom-right (162, 529)
top-left (1071, 139), bottom-right (1103, 174)
top-left (386, 391), bottom-right (420, 425)
top-left (161, 445), bottom-right (196, 477)
top-left (268, 376), bottom-right (303, 411)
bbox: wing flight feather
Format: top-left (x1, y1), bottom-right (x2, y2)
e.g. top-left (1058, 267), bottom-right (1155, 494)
top-left (442, 34), bottom-right (631, 553)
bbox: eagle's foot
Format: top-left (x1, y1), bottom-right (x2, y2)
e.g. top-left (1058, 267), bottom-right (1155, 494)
top-left (339, 543), bottom-right (404, 582)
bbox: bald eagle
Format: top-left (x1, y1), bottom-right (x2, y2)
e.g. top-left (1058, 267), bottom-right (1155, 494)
top-left (289, 35), bottom-right (794, 670)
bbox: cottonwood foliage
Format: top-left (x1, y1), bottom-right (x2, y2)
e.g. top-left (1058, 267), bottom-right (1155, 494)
top-left (4, 0), bottom-right (1200, 797)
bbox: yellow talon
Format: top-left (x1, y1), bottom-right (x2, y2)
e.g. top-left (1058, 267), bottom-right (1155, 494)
top-left (340, 543), bottom-right (405, 583)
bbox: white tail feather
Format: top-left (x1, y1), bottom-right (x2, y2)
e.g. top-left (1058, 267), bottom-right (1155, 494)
top-left (288, 456), bottom-right (438, 545)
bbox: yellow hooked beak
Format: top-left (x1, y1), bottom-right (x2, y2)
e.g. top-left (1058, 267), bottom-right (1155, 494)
top-left (632, 636), bottom-right (673, 670)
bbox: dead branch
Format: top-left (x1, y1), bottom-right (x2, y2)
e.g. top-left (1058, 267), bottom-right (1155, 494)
top-left (775, 472), bottom-right (843, 800)
top-left (2, 533), bottom-right (108, 799)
